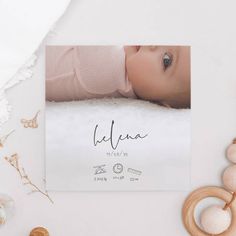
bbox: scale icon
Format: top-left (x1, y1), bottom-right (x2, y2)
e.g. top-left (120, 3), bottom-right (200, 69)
top-left (93, 164), bottom-right (106, 175)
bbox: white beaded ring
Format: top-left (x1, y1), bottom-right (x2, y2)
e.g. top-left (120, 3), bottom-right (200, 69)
top-left (182, 186), bottom-right (236, 236)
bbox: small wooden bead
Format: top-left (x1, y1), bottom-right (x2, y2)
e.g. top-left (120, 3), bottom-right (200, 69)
top-left (200, 205), bottom-right (231, 234)
top-left (29, 227), bottom-right (49, 236)
top-left (227, 144), bottom-right (236, 163)
top-left (223, 165), bottom-right (236, 192)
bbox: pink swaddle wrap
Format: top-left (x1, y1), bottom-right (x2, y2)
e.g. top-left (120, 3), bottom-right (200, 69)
top-left (46, 46), bottom-right (136, 101)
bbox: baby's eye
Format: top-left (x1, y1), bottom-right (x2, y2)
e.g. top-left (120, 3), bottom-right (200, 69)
top-left (162, 53), bottom-right (172, 70)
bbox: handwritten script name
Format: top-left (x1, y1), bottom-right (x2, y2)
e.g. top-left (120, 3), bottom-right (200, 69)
top-left (93, 120), bottom-right (148, 150)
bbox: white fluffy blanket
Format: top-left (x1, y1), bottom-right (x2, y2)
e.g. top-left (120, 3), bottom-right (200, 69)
top-left (46, 98), bottom-right (191, 191)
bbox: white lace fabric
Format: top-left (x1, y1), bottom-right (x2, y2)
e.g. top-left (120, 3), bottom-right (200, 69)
top-left (0, 0), bottom-right (71, 130)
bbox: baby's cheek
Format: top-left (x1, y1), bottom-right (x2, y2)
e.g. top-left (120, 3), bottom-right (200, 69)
top-left (126, 58), bottom-right (140, 81)
top-left (126, 55), bottom-right (159, 97)
top-left (128, 70), bottom-right (144, 90)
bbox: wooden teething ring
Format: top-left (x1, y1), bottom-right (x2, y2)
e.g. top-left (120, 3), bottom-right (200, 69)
top-left (182, 186), bottom-right (236, 236)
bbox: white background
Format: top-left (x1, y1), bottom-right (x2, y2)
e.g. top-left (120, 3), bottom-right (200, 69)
top-left (0, 0), bottom-right (236, 235)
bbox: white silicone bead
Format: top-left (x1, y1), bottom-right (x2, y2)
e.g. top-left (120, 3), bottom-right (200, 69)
top-left (200, 205), bottom-right (231, 234)
top-left (0, 206), bottom-right (6, 225)
top-left (0, 193), bottom-right (14, 225)
top-left (223, 165), bottom-right (236, 192)
top-left (227, 143), bottom-right (236, 163)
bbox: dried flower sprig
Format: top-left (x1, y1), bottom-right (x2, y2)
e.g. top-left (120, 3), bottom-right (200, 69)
top-left (21, 110), bottom-right (40, 128)
top-left (4, 153), bottom-right (53, 204)
top-left (0, 130), bottom-right (15, 149)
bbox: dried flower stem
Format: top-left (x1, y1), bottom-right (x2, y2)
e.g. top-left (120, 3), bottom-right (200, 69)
top-left (0, 130), bottom-right (15, 148)
top-left (4, 153), bottom-right (53, 204)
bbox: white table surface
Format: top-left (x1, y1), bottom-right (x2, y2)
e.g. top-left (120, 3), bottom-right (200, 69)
top-left (0, 0), bottom-right (236, 235)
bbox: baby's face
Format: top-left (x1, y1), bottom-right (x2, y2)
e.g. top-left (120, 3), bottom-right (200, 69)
top-left (125, 46), bottom-right (190, 108)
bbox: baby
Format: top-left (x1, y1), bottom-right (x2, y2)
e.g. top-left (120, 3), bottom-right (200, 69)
top-left (46, 45), bottom-right (190, 108)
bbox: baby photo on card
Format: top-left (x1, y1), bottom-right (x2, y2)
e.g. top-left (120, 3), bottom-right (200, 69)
top-left (45, 45), bottom-right (191, 191)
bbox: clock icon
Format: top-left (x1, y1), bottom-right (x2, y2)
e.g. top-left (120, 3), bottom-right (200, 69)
top-left (113, 163), bottom-right (123, 174)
